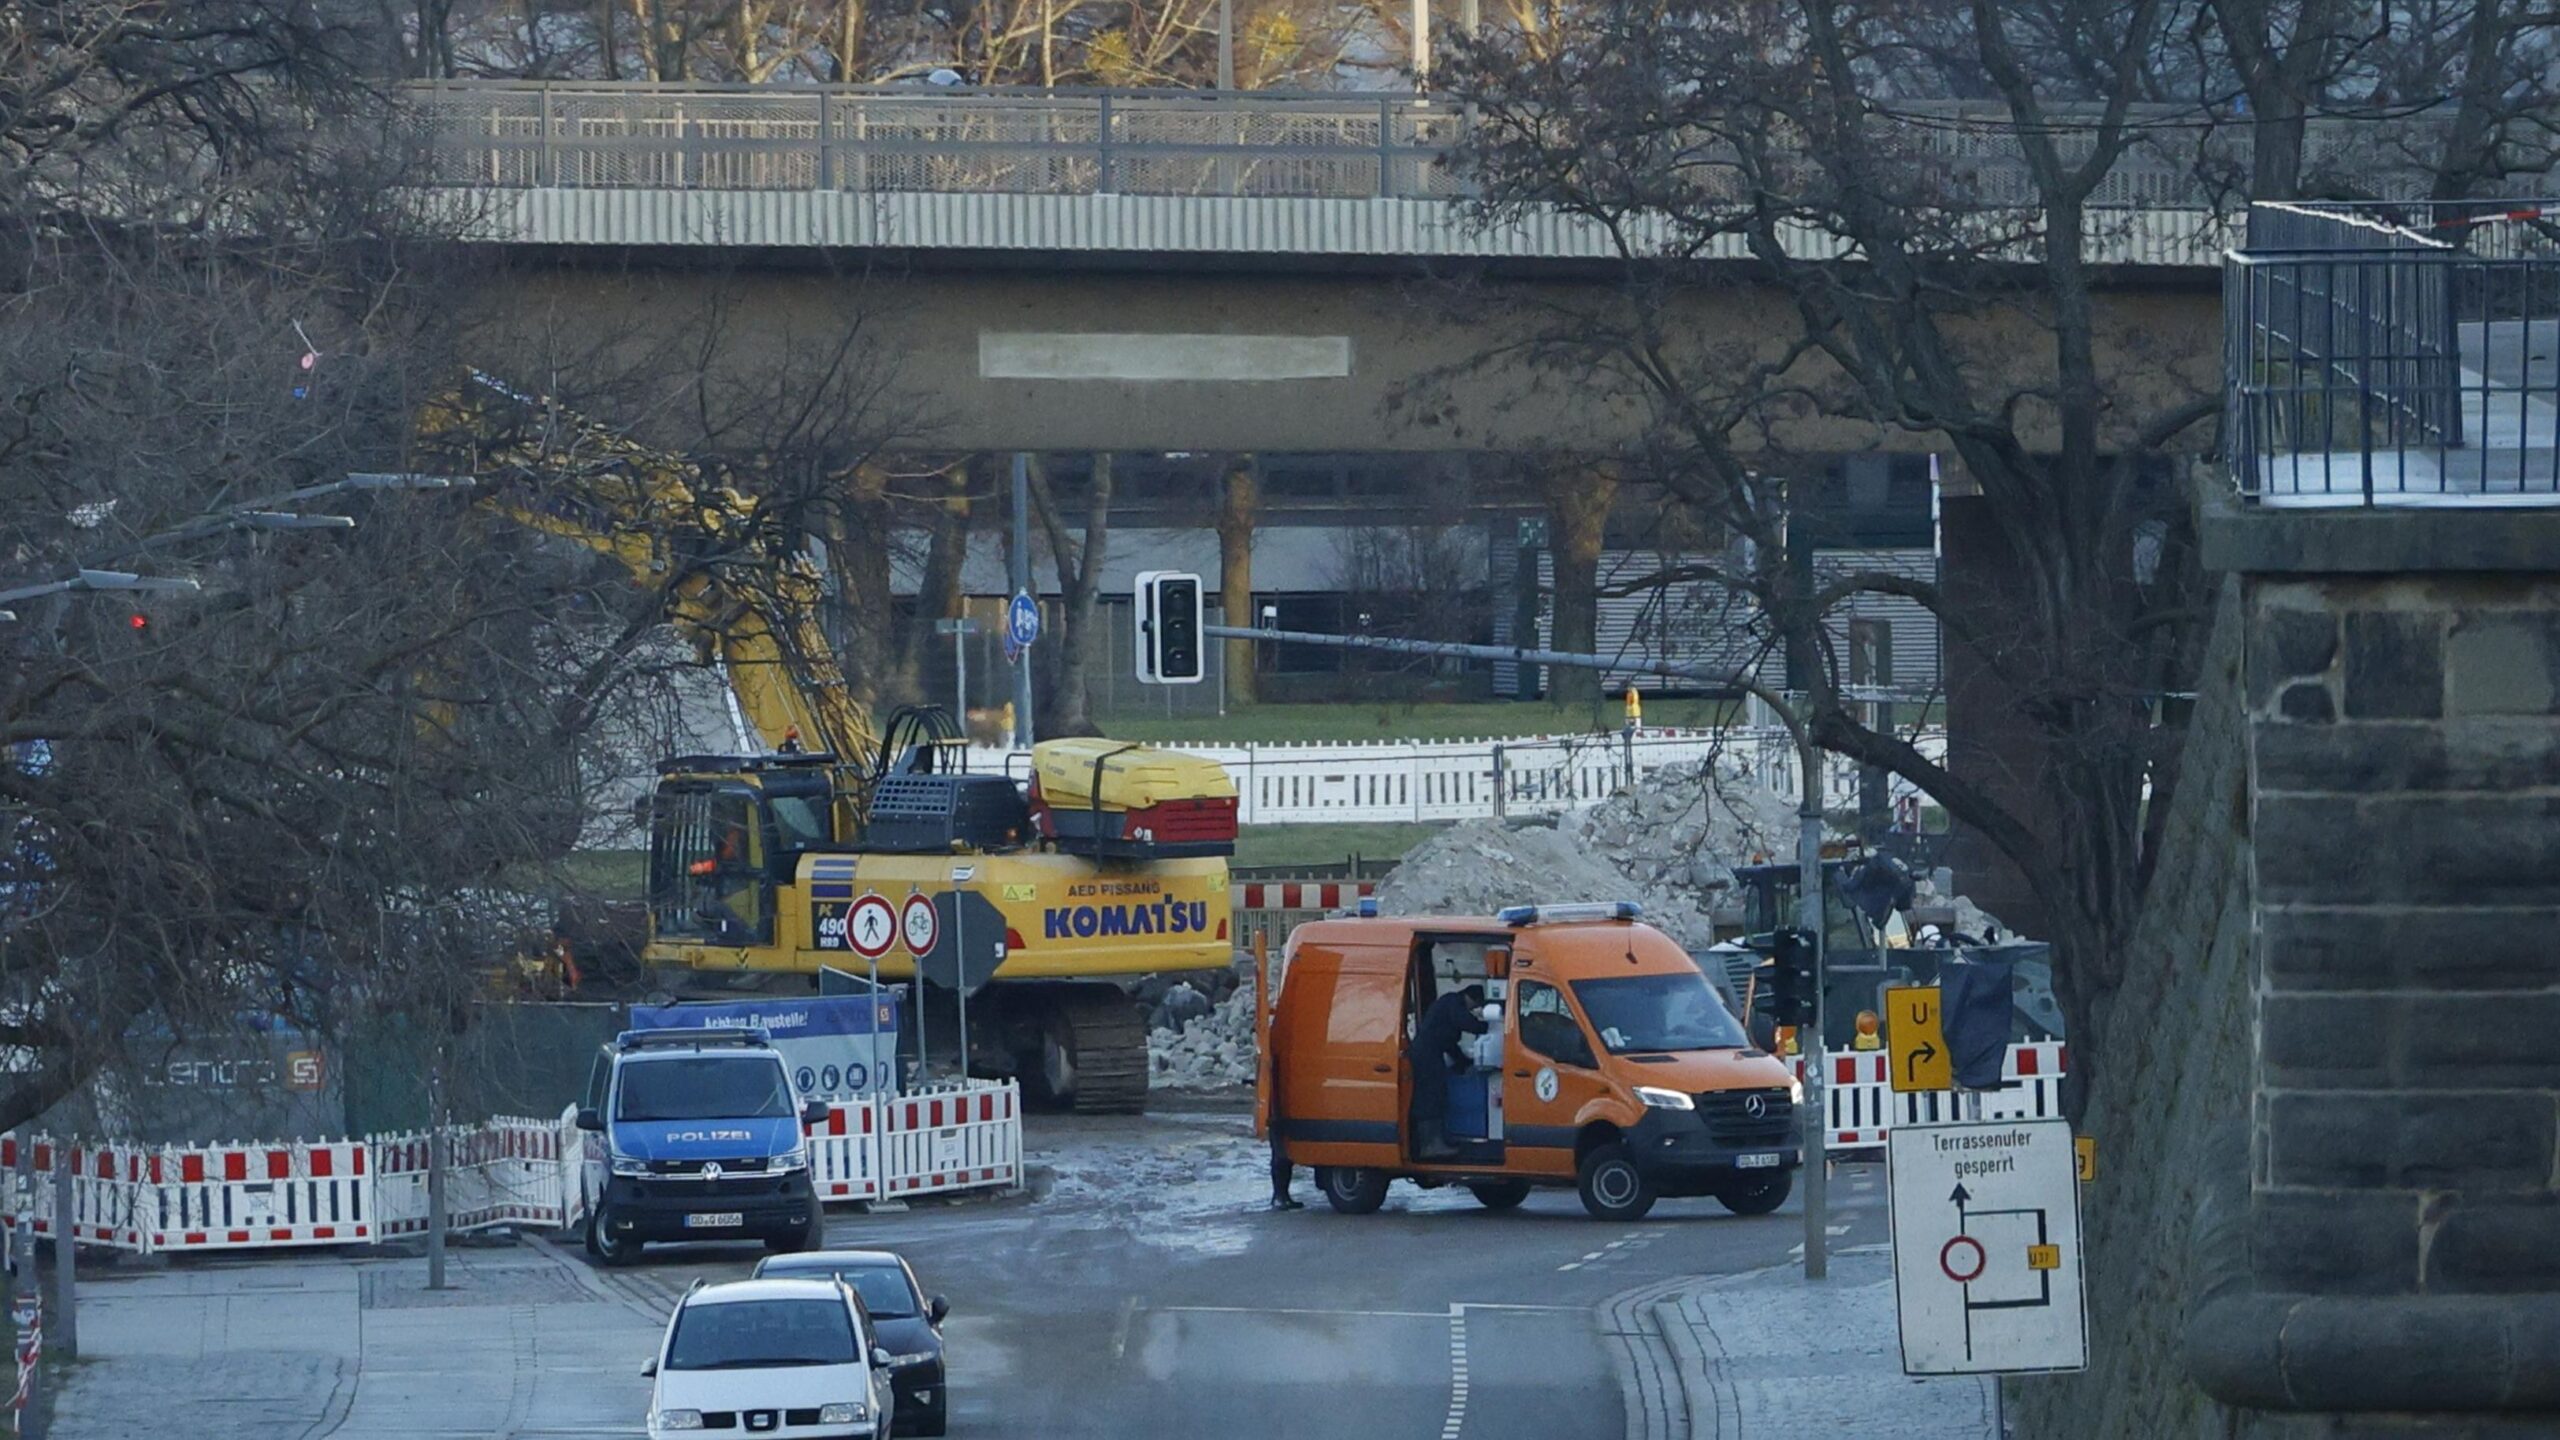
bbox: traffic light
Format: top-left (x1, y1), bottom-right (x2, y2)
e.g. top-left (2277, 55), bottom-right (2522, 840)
top-left (1764, 927), bottom-right (1819, 1026)
top-left (1134, 570), bottom-right (1205, 685)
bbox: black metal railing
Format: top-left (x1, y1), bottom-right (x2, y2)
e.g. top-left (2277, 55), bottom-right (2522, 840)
top-left (2226, 200), bottom-right (2560, 505)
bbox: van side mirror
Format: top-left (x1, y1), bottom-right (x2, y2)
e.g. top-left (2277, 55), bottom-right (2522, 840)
top-left (801, 1099), bottom-right (830, 1126)
top-left (928, 1295), bottom-right (949, 1324)
top-left (576, 1108), bottom-right (603, 1132)
top-left (641, 1358), bottom-right (657, 1378)
top-left (871, 1346), bottom-right (893, 1368)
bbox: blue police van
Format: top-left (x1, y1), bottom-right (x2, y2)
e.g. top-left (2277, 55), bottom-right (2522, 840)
top-left (576, 1027), bottom-right (829, 1265)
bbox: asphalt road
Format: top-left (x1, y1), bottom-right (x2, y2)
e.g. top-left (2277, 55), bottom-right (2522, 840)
top-left (601, 1109), bottom-right (1894, 1440)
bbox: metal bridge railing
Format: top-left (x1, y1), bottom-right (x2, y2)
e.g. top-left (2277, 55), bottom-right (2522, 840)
top-left (399, 82), bottom-right (2476, 209)
top-left (2226, 200), bottom-right (2560, 506)
top-left (402, 82), bottom-right (1471, 201)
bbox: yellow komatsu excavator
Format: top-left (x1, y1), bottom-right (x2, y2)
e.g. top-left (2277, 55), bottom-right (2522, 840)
top-left (433, 374), bottom-right (1236, 1112)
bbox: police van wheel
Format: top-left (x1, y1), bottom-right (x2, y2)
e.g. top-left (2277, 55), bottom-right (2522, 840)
top-left (1321, 1166), bottom-right (1389, 1215)
top-left (1467, 1181), bottom-right (1532, 1212)
top-left (1716, 1170), bottom-right (1794, 1216)
top-left (589, 1209), bottom-right (642, 1267)
top-left (1576, 1144), bottom-right (1656, 1222)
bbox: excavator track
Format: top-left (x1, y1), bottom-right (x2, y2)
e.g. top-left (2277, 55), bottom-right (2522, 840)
top-left (1028, 983), bottom-right (1151, 1115)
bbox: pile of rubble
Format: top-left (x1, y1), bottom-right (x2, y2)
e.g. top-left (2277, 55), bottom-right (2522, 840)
top-left (1148, 978), bottom-right (1260, 1090)
top-left (1372, 757), bottom-right (1803, 952)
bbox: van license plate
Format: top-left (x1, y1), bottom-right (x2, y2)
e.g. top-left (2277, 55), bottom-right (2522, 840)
top-left (683, 1212), bottom-right (744, 1229)
top-left (1735, 1153), bottom-right (1781, 1169)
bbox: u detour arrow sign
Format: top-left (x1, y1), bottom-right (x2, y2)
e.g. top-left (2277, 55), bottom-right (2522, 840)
top-left (1887, 984), bottom-right (1952, 1093)
top-left (1888, 1117), bottom-right (2087, 1376)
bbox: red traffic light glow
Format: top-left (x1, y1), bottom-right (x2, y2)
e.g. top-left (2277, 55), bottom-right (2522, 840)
top-left (127, 613), bottom-right (148, 630)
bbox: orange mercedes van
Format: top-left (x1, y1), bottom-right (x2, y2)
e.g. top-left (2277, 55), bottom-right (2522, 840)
top-left (1265, 902), bottom-right (1803, 1221)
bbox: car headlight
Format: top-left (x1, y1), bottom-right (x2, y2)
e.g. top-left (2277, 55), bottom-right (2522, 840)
top-left (775, 1143), bottom-right (809, 1173)
top-left (611, 1155), bottom-right (650, 1177)
top-left (1788, 1077), bottom-right (1805, 1105)
top-left (883, 1349), bottom-right (937, 1368)
top-left (818, 1401), bottom-right (871, 1423)
top-left (654, 1410), bottom-right (704, 1431)
top-left (1634, 1086), bottom-right (1695, 1111)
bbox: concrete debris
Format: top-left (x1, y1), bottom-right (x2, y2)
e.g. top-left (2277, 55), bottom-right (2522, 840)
top-left (1372, 757), bottom-right (1804, 953)
top-left (1149, 978), bottom-right (1260, 1090)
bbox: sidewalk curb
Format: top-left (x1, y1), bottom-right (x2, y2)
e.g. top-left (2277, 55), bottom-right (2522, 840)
top-left (1653, 1296), bottom-right (1723, 1440)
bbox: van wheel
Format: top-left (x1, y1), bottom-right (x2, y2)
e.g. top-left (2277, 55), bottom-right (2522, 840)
top-left (1576, 1143), bottom-right (1656, 1222)
top-left (1716, 1170), bottom-right (1794, 1216)
top-left (1467, 1181), bottom-right (1532, 1212)
top-left (1321, 1166), bottom-right (1389, 1215)
top-left (589, 1208), bottom-right (641, 1267)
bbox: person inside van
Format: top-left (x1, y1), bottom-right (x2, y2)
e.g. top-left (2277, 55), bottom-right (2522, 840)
top-left (1410, 982), bottom-right (1488, 1160)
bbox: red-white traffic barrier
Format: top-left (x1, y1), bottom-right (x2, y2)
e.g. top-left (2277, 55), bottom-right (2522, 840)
top-left (1232, 882), bottom-right (1376, 912)
top-left (878, 1083), bottom-right (1021, 1199)
top-left (145, 1140), bottom-right (373, 1252)
top-left (1795, 1041), bottom-right (2069, 1150)
top-left (16, 1079), bottom-right (1026, 1256)
top-left (805, 1097), bottom-right (883, 1203)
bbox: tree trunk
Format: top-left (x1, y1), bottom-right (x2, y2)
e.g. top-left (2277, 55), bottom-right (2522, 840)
top-left (830, 0), bottom-right (865, 80)
top-left (1535, 460), bottom-right (1616, 709)
top-left (1026, 453), bottom-right (1112, 737)
top-left (903, 461), bottom-right (973, 706)
top-left (597, 0), bottom-right (621, 78)
top-left (1217, 454), bottom-right (1259, 706)
top-left (826, 467), bottom-right (898, 715)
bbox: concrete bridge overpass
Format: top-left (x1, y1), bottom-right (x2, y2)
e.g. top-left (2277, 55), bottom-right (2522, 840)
top-left (417, 81), bottom-right (2230, 454)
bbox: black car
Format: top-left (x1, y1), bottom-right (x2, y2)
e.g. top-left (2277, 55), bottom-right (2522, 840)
top-left (754, 1248), bottom-right (950, 1436)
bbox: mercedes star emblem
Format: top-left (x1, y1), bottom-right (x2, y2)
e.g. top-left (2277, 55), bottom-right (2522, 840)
top-left (1743, 1094), bottom-right (1768, 1119)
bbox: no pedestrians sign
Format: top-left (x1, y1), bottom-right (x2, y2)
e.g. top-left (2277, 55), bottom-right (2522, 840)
top-left (1887, 1116), bottom-right (2087, 1375)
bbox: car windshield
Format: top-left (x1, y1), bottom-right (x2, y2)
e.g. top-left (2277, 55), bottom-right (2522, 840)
top-left (762, 1262), bottom-right (919, 1318)
top-left (1571, 972), bottom-right (1750, 1055)
top-left (617, 1056), bottom-right (793, 1123)
top-left (666, 1299), bottom-right (859, 1370)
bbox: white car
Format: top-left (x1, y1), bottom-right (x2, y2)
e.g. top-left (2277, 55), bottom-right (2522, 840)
top-left (645, 1277), bottom-right (896, 1438)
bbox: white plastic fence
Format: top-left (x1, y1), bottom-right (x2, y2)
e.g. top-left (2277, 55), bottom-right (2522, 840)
top-left (4, 1079), bottom-right (1023, 1258)
top-left (968, 726), bottom-right (1947, 825)
top-left (1795, 1041), bottom-right (2068, 1150)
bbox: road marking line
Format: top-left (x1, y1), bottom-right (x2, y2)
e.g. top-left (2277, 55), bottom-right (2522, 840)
top-left (1441, 1305), bottom-right (1471, 1440)
top-left (1157, 1305), bottom-right (1448, 1319)
top-left (1110, 1295), bottom-right (1138, 1361)
top-left (1558, 1262), bottom-right (1582, 1271)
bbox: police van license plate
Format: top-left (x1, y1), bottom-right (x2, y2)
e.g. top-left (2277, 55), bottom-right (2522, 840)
top-left (1735, 1153), bottom-right (1781, 1169)
top-left (683, 1212), bottom-right (744, 1229)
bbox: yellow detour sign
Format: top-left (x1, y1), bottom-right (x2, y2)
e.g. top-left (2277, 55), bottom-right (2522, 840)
top-left (1886, 985), bottom-right (1952, 1093)
top-left (2075, 1135), bottom-right (2096, 1182)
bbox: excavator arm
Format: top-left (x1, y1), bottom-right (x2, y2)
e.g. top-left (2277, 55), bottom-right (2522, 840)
top-left (422, 373), bottom-right (877, 780)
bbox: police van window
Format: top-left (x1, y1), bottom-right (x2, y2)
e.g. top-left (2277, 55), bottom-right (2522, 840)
top-left (1517, 981), bottom-right (1596, 1069)
top-left (583, 1053), bottom-right (611, 1115)
top-left (617, 1056), bottom-right (793, 1122)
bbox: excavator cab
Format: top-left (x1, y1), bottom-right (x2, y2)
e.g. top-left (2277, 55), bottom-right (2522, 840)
top-left (647, 752), bottom-right (843, 948)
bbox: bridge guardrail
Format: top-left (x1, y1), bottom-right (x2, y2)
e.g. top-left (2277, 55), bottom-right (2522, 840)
top-left (402, 82), bottom-right (2470, 211)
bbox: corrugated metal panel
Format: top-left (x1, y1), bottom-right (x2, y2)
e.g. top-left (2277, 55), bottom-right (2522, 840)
top-left (453, 188), bottom-right (2218, 266)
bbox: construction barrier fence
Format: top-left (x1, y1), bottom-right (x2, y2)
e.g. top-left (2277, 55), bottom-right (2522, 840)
top-left (2, 1079), bottom-right (1023, 1258)
top-left (1796, 1042), bottom-right (2068, 1149)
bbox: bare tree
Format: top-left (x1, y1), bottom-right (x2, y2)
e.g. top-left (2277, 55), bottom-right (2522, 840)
top-left (1443, 0), bottom-right (2559, 1092)
top-left (1216, 454), bottom-right (1259, 706)
top-left (1023, 453), bottom-right (1113, 737)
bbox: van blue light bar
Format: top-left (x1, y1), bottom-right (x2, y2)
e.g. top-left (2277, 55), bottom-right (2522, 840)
top-left (1497, 902), bottom-right (1644, 926)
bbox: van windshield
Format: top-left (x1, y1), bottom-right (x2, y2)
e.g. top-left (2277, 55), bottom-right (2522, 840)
top-left (1571, 973), bottom-right (1749, 1055)
top-left (617, 1056), bottom-right (793, 1122)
